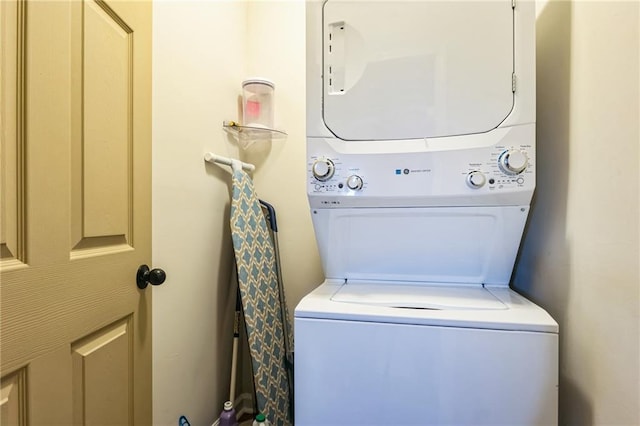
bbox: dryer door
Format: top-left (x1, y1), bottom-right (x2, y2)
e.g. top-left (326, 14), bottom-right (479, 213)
top-left (323, 1), bottom-right (514, 141)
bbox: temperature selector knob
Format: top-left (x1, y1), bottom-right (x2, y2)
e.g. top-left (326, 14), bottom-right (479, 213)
top-left (312, 158), bottom-right (335, 182)
top-left (346, 175), bottom-right (363, 191)
top-left (466, 171), bottom-right (486, 189)
top-left (498, 149), bottom-right (529, 175)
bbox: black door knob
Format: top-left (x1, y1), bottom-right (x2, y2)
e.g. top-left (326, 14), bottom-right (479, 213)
top-left (137, 264), bottom-right (167, 289)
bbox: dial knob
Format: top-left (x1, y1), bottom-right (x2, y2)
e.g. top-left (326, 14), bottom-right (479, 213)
top-left (466, 171), bottom-right (486, 189)
top-left (312, 158), bottom-right (335, 181)
top-left (346, 175), bottom-right (363, 190)
top-left (498, 149), bottom-right (528, 175)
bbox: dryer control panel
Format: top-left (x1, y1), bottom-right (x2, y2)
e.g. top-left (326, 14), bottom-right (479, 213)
top-left (307, 124), bottom-right (535, 209)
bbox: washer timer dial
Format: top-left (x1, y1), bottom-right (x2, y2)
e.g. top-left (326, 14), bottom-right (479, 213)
top-left (498, 149), bottom-right (529, 175)
top-left (312, 158), bottom-right (335, 181)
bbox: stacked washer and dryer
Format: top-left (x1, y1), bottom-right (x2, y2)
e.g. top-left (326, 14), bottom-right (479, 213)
top-left (294, 1), bottom-right (558, 425)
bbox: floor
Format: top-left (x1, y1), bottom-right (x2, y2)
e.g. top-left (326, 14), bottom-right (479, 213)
top-left (238, 412), bottom-right (253, 426)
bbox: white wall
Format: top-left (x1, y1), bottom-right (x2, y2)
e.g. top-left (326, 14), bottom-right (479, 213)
top-left (514, 1), bottom-right (640, 424)
top-left (152, 2), bottom-right (248, 425)
top-left (152, 1), bottom-right (322, 424)
top-left (219, 0), bottom-right (326, 408)
top-left (242, 0), bottom-right (324, 314)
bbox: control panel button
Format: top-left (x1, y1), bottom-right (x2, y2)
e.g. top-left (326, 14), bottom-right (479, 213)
top-left (498, 149), bottom-right (528, 175)
top-left (346, 175), bottom-right (363, 190)
top-left (312, 158), bottom-right (335, 181)
top-left (466, 171), bottom-right (486, 189)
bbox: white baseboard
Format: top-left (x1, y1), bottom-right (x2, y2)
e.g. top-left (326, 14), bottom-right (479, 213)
top-left (211, 392), bottom-right (255, 426)
top-left (234, 392), bottom-right (255, 419)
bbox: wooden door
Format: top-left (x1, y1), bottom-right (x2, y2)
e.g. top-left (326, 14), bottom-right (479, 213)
top-left (1, 0), bottom-right (152, 424)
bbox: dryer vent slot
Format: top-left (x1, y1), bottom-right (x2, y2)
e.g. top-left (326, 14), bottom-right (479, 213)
top-left (327, 21), bottom-right (346, 94)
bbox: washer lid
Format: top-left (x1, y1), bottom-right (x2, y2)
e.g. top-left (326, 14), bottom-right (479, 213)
top-left (332, 282), bottom-right (507, 310)
top-left (322, 0), bottom-right (514, 140)
top-left (312, 206), bottom-right (529, 287)
top-left (296, 280), bottom-right (559, 333)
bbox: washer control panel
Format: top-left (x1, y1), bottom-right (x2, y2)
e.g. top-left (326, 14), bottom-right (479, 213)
top-left (310, 155), bottom-right (367, 196)
top-left (307, 129), bottom-right (535, 208)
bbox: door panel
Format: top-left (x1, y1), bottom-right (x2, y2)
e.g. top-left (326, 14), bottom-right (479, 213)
top-left (80, 0), bottom-right (131, 242)
top-left (0, 369), bottom-right (27, 425)
top-left (0, 0), bottom-right (152, 424)
top-left (0, 0), bottom-right (26, 267)
top-left (71, 0), bottom-right (134, 255)
top-left (71, 317), bottom-right (133, 425)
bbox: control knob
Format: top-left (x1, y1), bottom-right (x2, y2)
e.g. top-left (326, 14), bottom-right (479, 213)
top-left (312, 158), bottom-right (335, 182)
top-left (498, 149), bottom-right (528, 175)
top-left (346, 175), bottom-right (363, 191)
top-left (466, 171), bottom-right (486, 189)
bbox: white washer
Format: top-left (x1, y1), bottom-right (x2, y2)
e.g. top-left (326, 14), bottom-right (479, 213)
top-left (296, 281), bottom-right (558, 425)
top-left (295, 1), bottom-right (558, 424)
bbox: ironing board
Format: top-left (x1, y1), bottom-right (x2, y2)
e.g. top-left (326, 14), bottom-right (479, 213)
top-left (230, 168), bottom-right (292, 426)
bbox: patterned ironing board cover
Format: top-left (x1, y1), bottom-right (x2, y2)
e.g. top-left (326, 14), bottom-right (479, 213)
top-left (230, 169), bottom-right (292, 426)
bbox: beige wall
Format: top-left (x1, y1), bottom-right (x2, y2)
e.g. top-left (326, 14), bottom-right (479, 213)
top-left (514, 1), bottom-right (640, 424)
top-left (152, 1), bottom-right (322, 424)
top-left (236, 0), bottom-right (325, 405)
top-left (152, 2), bottom-right (248, 425)
top-left (242, 1), bottom-right (324, 310)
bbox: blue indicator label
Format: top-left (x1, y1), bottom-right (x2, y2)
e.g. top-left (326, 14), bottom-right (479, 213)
top-left (395, 169), bottom-right (401, 175)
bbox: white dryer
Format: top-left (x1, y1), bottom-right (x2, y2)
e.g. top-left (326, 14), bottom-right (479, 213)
top-left (295, 1), bottom-right (558, 425)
